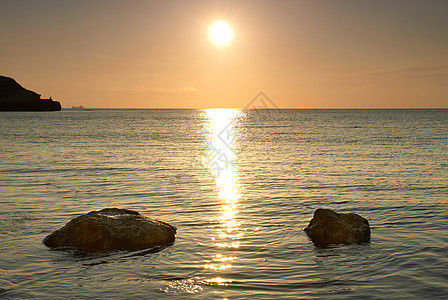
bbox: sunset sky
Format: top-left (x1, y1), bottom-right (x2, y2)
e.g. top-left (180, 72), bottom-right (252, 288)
top-left (1, 0), bottom-right (447, 108)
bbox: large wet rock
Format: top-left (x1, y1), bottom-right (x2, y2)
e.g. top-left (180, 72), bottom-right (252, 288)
top-left (43, 208), bottom-right (176, 253)
top-left (0, 76), bottom-right (61, 111)
top-left (304, 208), bottom-right (370, 247)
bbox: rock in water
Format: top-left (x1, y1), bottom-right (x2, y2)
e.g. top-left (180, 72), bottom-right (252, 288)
top-left (0, 76), bottom-right (61, 111)
top-left (304, 208), bottom-right (370, 247)
top-left (43, 208), bottom-right (176, 253)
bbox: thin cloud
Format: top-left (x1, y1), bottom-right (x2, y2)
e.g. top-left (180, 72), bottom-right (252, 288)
top-left (361, 64), bottom-right (448, 77)
top-left (133, 85), bottom-right (199, 93)
top-left (408, 73), bottom-right (448, 78)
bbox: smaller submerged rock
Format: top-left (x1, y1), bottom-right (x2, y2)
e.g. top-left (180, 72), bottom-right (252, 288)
top-left (43, 208), bottom-right (176, 253)
top-left (304, 208), bottom-right (370, 247)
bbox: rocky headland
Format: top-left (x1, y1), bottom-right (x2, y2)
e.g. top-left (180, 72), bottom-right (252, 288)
top-left (0, 76), bottom-right (61, 111)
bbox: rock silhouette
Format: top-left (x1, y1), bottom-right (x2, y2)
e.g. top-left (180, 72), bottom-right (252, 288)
top-left (43, 208), bottom-right (176, 253)
top-left (304, 208), bottom-right (370, 247)
top-left (0, 76), bottom-right (61, 111)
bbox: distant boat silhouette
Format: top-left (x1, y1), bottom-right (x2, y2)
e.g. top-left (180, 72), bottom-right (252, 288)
top-left (71, 105), bottom-right (85, 109)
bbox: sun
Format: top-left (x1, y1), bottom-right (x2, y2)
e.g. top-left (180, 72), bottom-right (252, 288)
top-left (209, 21), bottom-right (233, 45)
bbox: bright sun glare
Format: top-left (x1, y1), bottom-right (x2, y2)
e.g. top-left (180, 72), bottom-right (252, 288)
top-left (209, 21), bottom-right (233, 45)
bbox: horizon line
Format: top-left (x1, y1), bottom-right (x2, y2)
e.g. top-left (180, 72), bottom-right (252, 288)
top-left (63, 107), bottom-right (448, 110)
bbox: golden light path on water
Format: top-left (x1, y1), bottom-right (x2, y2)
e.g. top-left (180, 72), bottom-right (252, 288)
top-left (203, 109), bottom-right (242, 287)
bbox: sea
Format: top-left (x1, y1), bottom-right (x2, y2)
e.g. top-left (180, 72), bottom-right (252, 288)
top-left (0, 108), bottom-right (447, 299)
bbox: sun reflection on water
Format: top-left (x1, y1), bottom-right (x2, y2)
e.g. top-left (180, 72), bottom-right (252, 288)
top-left (203, 108), bottom-right (242, 285)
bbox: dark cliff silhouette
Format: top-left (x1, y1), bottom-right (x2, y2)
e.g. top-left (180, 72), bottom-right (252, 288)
top-left (0, 76), bottom-right (61, 111)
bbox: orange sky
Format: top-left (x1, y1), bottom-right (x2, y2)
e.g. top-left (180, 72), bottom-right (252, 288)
top-left (1, 0), bottom-right (447, 108)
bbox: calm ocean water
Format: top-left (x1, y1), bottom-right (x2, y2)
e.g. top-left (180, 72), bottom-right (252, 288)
top-left (0, 109), bottom-right (447, 299)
